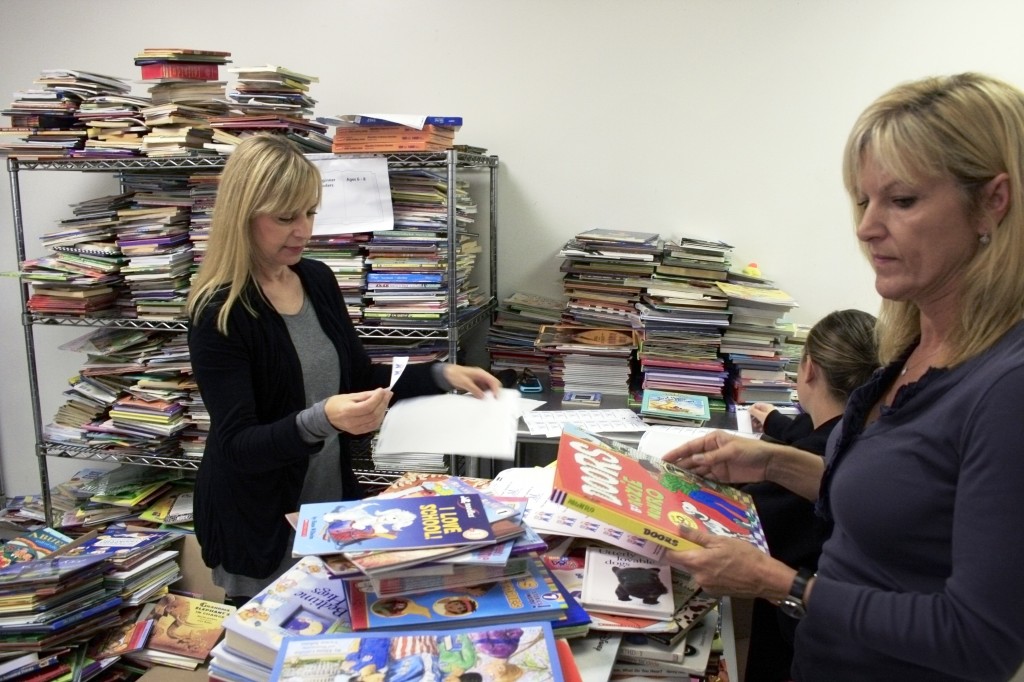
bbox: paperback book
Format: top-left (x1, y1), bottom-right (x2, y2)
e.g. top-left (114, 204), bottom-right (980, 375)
top-left (550, 424), bottom-right (769, 553)
top-left (270, 621), bottom-right (562, 682)
top-left (640, 388), bottom-right (711, 424)
top-left (345, 557), bottom-right (567, 631)
top-left (144, 593), bottom-right (235, 668)
top-left (292, 493), bottom-right (495, 556)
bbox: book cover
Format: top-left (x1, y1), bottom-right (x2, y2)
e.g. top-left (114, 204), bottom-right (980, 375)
top-left (567, 630), bottom-right (622, 681)
top-left (270, 621), bottom-right (562, 682)
top-left (550, 423), bottom-right (769, 553)
top-left (640, 389), bottom-right (711, 421)
top-left (0, 528), bottom-right (72, 567)
top-left (222, 556), bottom-right (351, 668)
top-left (579, 546), bottom-right (674, 621)
top-left (576, 228), bottom-right (660, 245)
top-left (88, 617), bottom-right (153, 658)
top-left (614, 607), bottom-right (719, 675)
top-left (292, 493), bottom-right (495, 556)
top-left (146, 593), bottom-right (235, 662)
top-left (58, 529), bottom-right (176, 566)
top-left (345, 557), bottom-right (567, 631)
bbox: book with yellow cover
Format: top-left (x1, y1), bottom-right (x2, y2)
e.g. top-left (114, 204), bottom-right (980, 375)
top-left (146, 593), bottom-right (234, 665)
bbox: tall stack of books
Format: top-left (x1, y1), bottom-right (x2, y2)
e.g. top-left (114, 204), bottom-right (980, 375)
top-left (330, 114), bottom-right (462, 153)
top-left (0, 69), bottom-right (131, 158)
top-left (76, 93), bottom-right (152, 157)
top-left (632, 237), bottom-right (734, 411)
top-left (715, 280), bottom-right (799, 406)
top-left (535, 325), bottom-right (638, 396)
top-left (304, 232), bottom-right (370, 322)
top-left (135, 48), bottom-right (232, 157)
top-left (214, 64), bottom-right (330, 151)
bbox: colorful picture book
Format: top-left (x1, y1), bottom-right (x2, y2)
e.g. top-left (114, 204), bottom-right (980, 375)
top-left (550, 424), bottom-right (769, 553)
top-left (145, 593), bottom-right (235, 665)
top-left (221, 556), bottom-right (351, 668)
top-left (0, 528), bottom-right (72, 567)
top-left (58, 529), bottom-right (177, 567)
top-left (292, 493), bottom-right (495, 556)
top-left (640, 389), bottom-right (711, 422)
top-left (270, 621), bottom-right (563, 682)
top-left (579, 546), bottom-right (674, 621)
top-left (345, 557), bottom-right (567, 631)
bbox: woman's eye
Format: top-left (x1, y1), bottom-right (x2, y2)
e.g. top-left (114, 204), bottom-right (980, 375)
top-left (893, 196), bottom-right (916, 208)
top-left (277, 215), bottom-right (295, 224)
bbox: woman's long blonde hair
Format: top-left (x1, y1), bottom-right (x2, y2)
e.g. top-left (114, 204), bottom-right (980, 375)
top-left (186, 134), bottom-right (321, 334)
top-left (842, 73), bottom-right (1024, 365)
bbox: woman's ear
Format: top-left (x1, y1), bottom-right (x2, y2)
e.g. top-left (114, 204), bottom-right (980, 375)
top-left (982, 172), bottom-right (1011, 229)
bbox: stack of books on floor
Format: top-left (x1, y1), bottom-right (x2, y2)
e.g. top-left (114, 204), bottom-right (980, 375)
top-left (328, 114), bottom-right (462, 153)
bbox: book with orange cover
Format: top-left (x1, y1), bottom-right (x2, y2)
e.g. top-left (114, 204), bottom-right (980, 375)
top-left (145, 593), bottom-right (235, 664)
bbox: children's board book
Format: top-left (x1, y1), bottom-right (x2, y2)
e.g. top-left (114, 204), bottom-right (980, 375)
top-left (345, 557), bottom-right (567, 631)
top-left (579, 546), bottom-right (674, 621)
top-left (550, 423), bottom-right (769, 553)
top-left (640, 389), bottom-right (711, 422)
top-left (292, 493), bottom-right (495, 556)
top-left (221, 556), bottom-right (350, 668)
top-left (270, 620), bottom-right (563, 682)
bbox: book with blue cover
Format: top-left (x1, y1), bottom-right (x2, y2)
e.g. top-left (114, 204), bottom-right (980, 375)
top-left (345, 557), bottom-right (568, 631)
top-left (292, 493), bottom-right (495, 556)
top-left (270, 620), bottom-right (562, 682)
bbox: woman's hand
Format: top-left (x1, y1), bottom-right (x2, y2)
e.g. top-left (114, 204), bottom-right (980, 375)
top-left (442, 365), bottom-right (503, 399)
top-left (748, 402), bottom-right (776, 433)
top-left (668, 525), bottom-right (795, 601)
top-left (663, 429), bottom-right (773, 484)
top-left (324, 388), bottom-right (393, 435)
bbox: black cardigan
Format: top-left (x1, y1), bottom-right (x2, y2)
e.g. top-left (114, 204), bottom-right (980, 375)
top-left (188, 258), bottom-right (442, 578)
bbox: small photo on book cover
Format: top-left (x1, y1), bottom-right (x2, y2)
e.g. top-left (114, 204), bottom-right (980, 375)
top-left (579, 546), bottom-right (675, 621)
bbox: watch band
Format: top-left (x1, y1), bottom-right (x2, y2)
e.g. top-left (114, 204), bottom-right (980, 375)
top-left (779, 567), bottom-right (816, 620)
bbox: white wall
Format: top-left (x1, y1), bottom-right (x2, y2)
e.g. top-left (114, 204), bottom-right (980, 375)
top-left (2, 0), bottom-right (1023, 496)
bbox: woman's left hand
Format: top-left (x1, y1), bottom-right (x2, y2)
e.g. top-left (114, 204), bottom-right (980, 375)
top-left (442, 365), bottom-right (503, 399)
top-left (668, 525), bottom-right (795, 601)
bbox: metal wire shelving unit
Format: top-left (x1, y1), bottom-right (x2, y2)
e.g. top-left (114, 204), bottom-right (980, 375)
top-left (7, 150), bottom-right (499, 519)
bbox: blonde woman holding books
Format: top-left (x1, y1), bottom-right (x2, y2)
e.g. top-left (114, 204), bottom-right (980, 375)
top-left (186, 135), bottom-right (499, 604)
top-left (665, 73), bottom-right (1024, 681)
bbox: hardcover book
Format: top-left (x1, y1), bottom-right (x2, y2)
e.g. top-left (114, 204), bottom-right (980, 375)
top-left (222, 556), bottom-right (351, 668)
top-left (270, 621), bottom-right (562, 682)
top-left (579, 546), bottom-right (674, 621)
top-left (550, 423), bottom-right (769, 553)
top-left (345, 557), bottom-right (567, 631)
top-left (292, 493), bottom-right (495, 556)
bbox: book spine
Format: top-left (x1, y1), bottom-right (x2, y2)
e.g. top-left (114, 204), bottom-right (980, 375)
top-left (352, 116), bottom-right (462, 127)
top-left (551, 488), bottom-right (695, 552)
top-left (140, 62), bottom-right (220, 80)
top-left (366, 273), bottom-right (443, 282)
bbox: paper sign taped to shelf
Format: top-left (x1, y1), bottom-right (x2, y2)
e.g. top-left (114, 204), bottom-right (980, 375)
top-left (308, 155), bottom-right (394, 234)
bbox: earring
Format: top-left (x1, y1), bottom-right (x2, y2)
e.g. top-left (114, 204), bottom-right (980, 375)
top-left (979, 233), bottom-right (991, 245)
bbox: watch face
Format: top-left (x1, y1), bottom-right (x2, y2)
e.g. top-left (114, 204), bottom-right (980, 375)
top-left (780, 598), bottom-right (806, 620)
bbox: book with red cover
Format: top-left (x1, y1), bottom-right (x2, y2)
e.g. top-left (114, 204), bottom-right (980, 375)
top-left (550, 423), bottom-right (768, 553)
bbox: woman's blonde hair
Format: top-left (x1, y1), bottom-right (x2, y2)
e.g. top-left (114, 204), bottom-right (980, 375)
top-left (186, 134), bottom-right (321, 334)
top-left (842, 73), bottom-right (1024, 364)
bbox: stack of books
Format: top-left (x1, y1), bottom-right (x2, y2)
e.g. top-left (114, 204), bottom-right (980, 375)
top-left (486, 291), bottom-right (566, 379)
top-left (715, 280), bottom-right (799, 405)
top-left (214, 64), bottom-right (330, 152)
top-left (0, 69), bottom-right (132, 159)
top-left (137, 48), bottom-right (232, 157)
top-left (76, 93), bottom-right (153, 157)
top-left (329, 114), bottom-right (462, 153)
top-left (535, 325), bottom-right (638, 396)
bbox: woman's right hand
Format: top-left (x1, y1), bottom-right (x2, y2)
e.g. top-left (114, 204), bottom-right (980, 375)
top-left (324, 388), bottom-right (393, 435)
top-left (747, 402), bottom-right (776, 432)
top-left (662, 429), bottom-right (772, 484)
